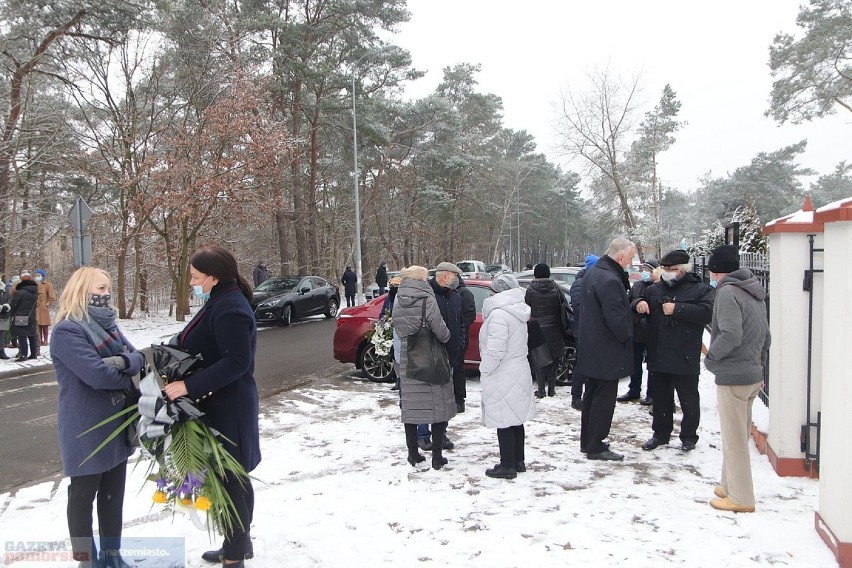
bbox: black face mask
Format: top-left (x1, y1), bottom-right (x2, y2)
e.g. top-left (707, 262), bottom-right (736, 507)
top-left (89, 293), bottom-right (111, 307)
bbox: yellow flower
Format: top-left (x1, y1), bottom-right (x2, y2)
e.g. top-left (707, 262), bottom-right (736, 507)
top-left (194, 496), bottom-right (212, 511)
top-left (152, 491), bottom-right (167, 503)
top-left (180, 498), bottom-right (192, 506)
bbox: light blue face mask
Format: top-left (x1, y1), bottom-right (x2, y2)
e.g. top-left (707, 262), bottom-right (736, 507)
top-left (709, 279), bottom-right (718, 288)
top-left (192, 276), bottom-right (212, 301)
top-left (641, 271), bottom-right (651, 282)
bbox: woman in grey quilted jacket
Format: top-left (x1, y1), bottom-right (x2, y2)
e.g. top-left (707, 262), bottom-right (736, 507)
top-left (392, 265), bottom-right (455, 469)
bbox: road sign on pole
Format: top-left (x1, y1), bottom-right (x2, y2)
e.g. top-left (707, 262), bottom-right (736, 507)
top-left (68, 196), bottom-right (93, 267)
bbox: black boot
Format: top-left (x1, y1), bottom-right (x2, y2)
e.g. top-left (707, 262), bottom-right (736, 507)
top-left (201, 536), bottom-right (253, 563)
top-left (487, 428), bottom-right (517, 479)
top-left (547, 372), bottom-right (556, 397)
top-left (431, 422), bottom-right (448, 470)
top-left (535, 370), bottom-right (546, 399)
top-left (404, 423), bottom-right (424, 466)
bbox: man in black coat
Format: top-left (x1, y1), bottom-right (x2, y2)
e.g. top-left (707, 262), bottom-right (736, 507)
top-left (341, 266), bottom-right (358, 307)
top-left (569, 254), bottom-right (599, 410)
top-left (633, 250), bottom-right (714, 452)
top-left (575, 238), bottom-right (635, 461)
top-left (375, 261), bottom-right (389, 296)
top-left (252, 261), bottom-right (269, 288)
top-left (454, 275), bottom-right (476, 413)
top-left (417, 262), bottom-right (464, 450)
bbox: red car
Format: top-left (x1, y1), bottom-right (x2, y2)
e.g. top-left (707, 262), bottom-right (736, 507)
top-left (333, 280), bottom-right (494, 381)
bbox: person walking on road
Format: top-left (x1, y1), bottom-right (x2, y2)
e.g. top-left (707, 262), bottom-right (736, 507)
top-left (704, 244), bottom-right (770, 513)
top-left (575, 238), bottom-right (636, 461)
top-left (341, 266), bottom-right (358, 307)
top-left (375, 261), bottom-right (389, 296)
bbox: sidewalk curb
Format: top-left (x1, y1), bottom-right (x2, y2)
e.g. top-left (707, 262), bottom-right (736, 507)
top-left (0, 361), bottom-right (52, 379)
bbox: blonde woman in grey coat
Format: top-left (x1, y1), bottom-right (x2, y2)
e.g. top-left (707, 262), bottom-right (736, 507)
top-left (392, 265), bottom-right (456, 469)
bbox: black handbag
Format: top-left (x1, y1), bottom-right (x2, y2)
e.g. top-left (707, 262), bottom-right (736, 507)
top-left (527, 319), bottom-right (553, 370)
top-left (557, 289), bottom-right (573, 331)
top-left (406, 300), bottom-right (450, 385)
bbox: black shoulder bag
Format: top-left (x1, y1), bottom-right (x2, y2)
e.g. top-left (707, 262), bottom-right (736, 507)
top-left (406, 300), bottom-right (451, 385)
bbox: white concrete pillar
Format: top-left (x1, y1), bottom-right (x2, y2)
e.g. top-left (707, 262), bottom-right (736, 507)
top-left (762, 200), bottom-right (823, 477)
top-left (813, 198), bottom-right (852, 568)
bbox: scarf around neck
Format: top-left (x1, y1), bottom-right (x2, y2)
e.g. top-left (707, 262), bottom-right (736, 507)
top-left (75, 306), bottom-right (126, 357)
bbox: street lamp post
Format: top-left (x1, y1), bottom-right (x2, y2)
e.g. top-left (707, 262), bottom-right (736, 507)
top-left (350, 47), bottom-right (393, 304)
top-left (351, 70), bottom-right (365, 305)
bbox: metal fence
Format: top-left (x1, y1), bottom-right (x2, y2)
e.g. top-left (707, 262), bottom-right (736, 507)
top-left (693, 252), bottom-right (771, 405)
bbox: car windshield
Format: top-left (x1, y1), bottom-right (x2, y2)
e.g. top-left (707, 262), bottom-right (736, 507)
top-left (255, 276), bottom-right (300, 293)
top-left (456, 262), bottom-right (476, 273)
top-left (485, 264), bottom-right (503, 272)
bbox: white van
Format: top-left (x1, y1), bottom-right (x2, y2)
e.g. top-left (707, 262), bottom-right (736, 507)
top-left (454, 260), bottom-right (492, 280)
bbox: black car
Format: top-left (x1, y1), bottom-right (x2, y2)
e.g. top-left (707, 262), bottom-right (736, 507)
top-left (251, 276), bottom-right (340, 325)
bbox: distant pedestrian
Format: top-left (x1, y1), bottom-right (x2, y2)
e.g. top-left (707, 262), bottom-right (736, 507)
top-left (252, 260), bottom-right (270, 287)
top-left (705, 245), bottom-right (770, 513)
top-left (341, 266), bottom-right (357, 307)
top-left (0, 277), bottom-right (10, 359)
top-left (9, 269), bottom-right (39, 361)
top-left (34, 269), bottom-right (57, 348)
top-left (633, 250), bottom-right (713, 453)
top-left (524, 263), bottom-right (565, 398)
top-left (375, 261), bottom-right (389, 296)
top-left (479, 274), bottom-right (536, 479)
top-left (569, 254), bottom-right (598, 410)
top-left (575, 238), bottom-right (635, 461)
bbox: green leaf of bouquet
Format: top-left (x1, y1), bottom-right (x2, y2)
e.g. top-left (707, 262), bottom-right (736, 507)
top-left (76, 404), bottom-right (139, 438)
top-left (79, 410), bottom-right (140, 465)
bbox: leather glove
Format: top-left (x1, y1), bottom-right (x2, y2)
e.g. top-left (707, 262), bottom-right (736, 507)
top-left (102, 355), bottom-right (127, 371)
top-left (119, 351), bottom-right (146, 376)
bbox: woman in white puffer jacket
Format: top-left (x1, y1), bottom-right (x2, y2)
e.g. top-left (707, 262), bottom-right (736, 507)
top-left (479, 274), bottom-right (537, 479)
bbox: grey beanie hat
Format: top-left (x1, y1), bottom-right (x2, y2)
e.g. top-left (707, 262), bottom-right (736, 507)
top-left (490, 273), bottom-right (519, 293)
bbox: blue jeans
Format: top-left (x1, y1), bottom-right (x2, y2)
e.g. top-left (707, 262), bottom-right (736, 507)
top-left (627, 341), bottom-right (650, 397)
top-left (417, 424), bottom-right (430, 440)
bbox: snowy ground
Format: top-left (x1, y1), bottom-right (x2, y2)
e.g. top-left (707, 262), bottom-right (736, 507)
top-left (0, 314), bottom-right (836, 567)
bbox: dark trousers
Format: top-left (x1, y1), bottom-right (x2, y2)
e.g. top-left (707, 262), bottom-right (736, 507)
top-left (650, 371), bottom-right (700, 444)
top-left (220, 473), bottom-right (255, 561)
top-left (452, 364), bottom-right (466, 404)
top-left (67, 460), bottom-right (127, 561)
top-left (534, 363), bottom-right (556, 396)
top-left (580, 377), bottom-right (618, 454)
top-left (16, 335), bottom-right (37, 358)
top-left (496, 425), bottom-right (525, 467)
top-left (627, 342), bottom-right (651, 397)
top-left (345, 294), bottom-right (355, 307)
top-left (570, 370), bottom-right (585, 401)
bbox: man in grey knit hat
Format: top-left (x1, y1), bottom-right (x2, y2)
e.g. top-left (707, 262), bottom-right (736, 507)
top-left (704, 244), bottom-right (770, 513)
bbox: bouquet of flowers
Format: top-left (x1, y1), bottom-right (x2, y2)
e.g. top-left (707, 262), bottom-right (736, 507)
top-left (369, 312), bottom-right (394, 361)
top-left (79, 344), bottom-right (248, 537)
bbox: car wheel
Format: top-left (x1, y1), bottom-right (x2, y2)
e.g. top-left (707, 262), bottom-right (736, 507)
top-left (281, 304), bottom-right (293, 326)
top-left (554, 341), bottom-right (576, 386)
top-left (359, 342), bottom-right (394, 382)
top-left (325, 298), bottom-right (338, 318)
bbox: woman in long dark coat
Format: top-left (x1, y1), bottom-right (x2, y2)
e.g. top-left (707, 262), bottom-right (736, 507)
top-left (524, 263), bottom-right (565, 398)
top-left (51, 267), bottom-right (146, 567)
top-left (392, 265), bottom-right (455, 470)
top-left (9, 270), bottom-right (39, 361)
top-left (163, 246), bottom-right (260, 567)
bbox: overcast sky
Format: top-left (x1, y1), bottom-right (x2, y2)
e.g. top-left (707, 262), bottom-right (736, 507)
top-left (390, 0), bottom-right (850, 195)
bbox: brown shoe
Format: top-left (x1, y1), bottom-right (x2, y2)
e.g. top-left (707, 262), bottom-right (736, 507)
top-left (714, 485), bottom-right (727, 498)
top-left (710, 496), bottom-right (754, 513)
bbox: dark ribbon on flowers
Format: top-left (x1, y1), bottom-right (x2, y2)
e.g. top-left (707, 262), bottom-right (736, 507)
top-left (137, 370), bottom-right (206, 456)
